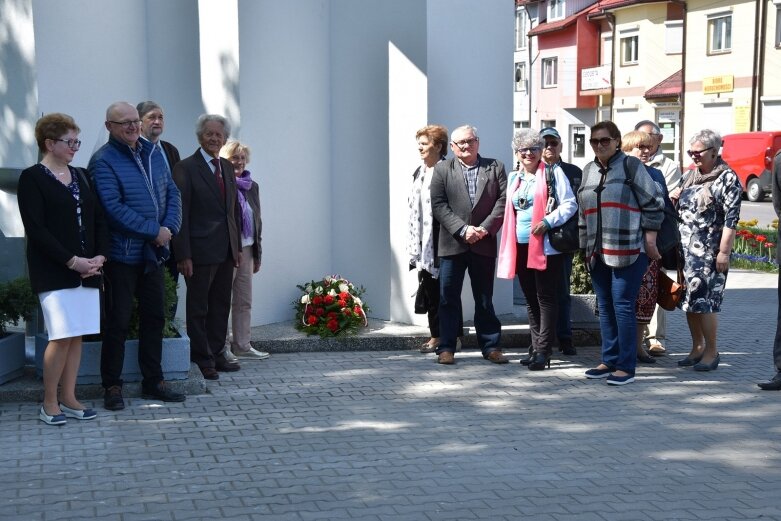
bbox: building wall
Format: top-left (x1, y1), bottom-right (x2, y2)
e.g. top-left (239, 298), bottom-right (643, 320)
top-left (612, 2), bottom-right (682, 134)
top-left (683, 0), bottom-right (756, 141)
top-left (761, 0), bottom-right (781, 130)
top-left (0, 0), bottom-right (514, 326)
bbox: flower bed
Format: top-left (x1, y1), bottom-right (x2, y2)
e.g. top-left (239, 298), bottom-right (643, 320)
top-left (731, 218), bottom-right (778, 272)
top-left (294, 275), bottom-right (369, 337)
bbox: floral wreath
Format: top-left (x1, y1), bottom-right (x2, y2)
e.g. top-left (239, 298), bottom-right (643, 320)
top-left (293, 275), bottom-right (369, 337)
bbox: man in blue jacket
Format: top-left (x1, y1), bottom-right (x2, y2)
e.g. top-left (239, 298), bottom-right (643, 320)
top-left (90, 101), bottom-right (185, 410)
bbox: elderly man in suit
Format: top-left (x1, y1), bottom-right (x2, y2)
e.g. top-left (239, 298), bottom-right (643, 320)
top-left (172, 114), bottom-right (240, 381)
top-left (430, 125), bottom-right (507, 365)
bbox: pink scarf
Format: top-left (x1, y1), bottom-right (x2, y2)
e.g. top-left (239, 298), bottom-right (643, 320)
top-left (497, 162), bottom-right (548, 278)
top-left (528, 162), bottom-right (548, 270)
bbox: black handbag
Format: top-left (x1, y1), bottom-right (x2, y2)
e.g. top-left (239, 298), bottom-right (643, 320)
top-left (545, 168), bottom-right (579, 253)
top-left (623, 156), bottom-right (681, 269)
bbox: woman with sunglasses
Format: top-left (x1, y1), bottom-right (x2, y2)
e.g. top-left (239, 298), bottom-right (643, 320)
top-left (18, 113), bottom-right (109, 424)
top-left (669, 130), bottom-right (741, 371)
top-left (578, 121), bottom-right (664, 385)
top-left (498, 129), bottom-right (576, 370)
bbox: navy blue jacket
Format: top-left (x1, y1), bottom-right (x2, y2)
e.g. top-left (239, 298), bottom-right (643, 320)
top-left (89, 135), bottom-right (181, 265)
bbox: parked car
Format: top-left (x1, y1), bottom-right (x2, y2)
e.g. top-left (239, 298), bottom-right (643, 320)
top-left (721, 131), bottom-right (781, 202)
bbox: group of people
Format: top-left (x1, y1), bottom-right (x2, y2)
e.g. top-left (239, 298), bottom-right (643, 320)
top-left (18, 102), bottom-right (266, 425)
top-left (407, 120), bottom-right (755, 386)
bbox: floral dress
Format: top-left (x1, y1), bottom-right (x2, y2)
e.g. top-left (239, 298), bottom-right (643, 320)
top-left (677, 162), bottom-right (742, 313)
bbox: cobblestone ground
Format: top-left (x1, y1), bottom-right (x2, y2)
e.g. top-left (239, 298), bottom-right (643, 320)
top-left (1, 271), bottom-right (780, 521)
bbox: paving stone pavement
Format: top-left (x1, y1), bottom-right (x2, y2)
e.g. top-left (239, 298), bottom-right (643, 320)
top-left (1, 270), bottom-right (780, 521)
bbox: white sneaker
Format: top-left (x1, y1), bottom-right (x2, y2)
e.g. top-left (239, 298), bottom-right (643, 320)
top-left (234, 347), bottom-right (270, 360)
top-left (223, 348), bottom-right (239, 363)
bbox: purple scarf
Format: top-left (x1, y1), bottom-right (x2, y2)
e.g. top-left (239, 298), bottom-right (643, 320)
top-left (235, 170), bottom-right (254, 239)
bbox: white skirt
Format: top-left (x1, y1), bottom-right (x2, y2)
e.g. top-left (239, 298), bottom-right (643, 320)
top-left (39, 286), bottom-right (100, 340)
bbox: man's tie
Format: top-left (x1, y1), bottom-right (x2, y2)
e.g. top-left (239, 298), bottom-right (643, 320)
top-left (210, 158), bottom-right (225, 199)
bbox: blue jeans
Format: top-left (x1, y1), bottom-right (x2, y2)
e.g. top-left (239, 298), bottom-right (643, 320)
top-left (438, 251), bottom-right (501, 355)
top-left (590, 254), bottom-right (648, 374)
top-left (556, 252), bottom-right (574, 343)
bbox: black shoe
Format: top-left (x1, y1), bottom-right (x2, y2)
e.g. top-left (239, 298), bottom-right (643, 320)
top-left (528, 352), bottom-right (551, 371)
top-left (142, 381), bottom-right (186, 402)
top-left (758, 373), bottom-right (781, 391)
top-left (637, 352), bottom-right (657, 364)
top-left (215, 359), bottom-right (241, 372)
top-left (558, 339), bottom-right (577, 356)
top-left (104, 385), bottom-right (125, 411)
top-left (520, 346), bottom-right (534, 366)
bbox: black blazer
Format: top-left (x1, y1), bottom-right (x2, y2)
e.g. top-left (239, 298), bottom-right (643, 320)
top-left (160, 140), bottom-right (181, 170)
top-left (17, 164), bottom-right (110, 294)
top-left (172, 149), bottom-right (240, 265)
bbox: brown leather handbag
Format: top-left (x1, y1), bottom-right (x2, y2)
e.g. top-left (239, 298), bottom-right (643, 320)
top-left (657, 254), bottom-right (685, 311)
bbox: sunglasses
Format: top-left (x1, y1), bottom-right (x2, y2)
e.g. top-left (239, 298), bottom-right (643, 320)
top-left (516, 147), bottom-right (541, 155)
top-left (687, 147), bottom-right (714, 158)
top-left (589, 137), bottom-right (614, 147)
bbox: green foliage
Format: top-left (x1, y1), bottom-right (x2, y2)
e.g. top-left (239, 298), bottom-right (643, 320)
top-left (0, 277), bottom-right (37, 336)
top-left (126, 270), bottom-right (180, 339)
top-left (83, 270), bottom-right (180, 342)
top-left (570, 252), bottom-right (594, 295)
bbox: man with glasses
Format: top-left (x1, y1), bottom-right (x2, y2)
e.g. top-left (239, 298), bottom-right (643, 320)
top-left (430, 125), bottom-right (507, 365)
top-left (634, 120), bottom-right (682, 358)
top-left (540, 127), bottom-right (581, 356)
top-left (90, 101), bottom-right (185, 410)
top-left (137, 101), bottom-right (182, 314)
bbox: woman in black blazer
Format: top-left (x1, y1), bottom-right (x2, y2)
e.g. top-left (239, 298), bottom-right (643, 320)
top-left (18, 113), bottom-right (110, 425)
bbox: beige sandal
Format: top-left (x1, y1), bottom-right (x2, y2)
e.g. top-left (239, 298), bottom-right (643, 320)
top-left (648, 342), bottom-right (667, 356)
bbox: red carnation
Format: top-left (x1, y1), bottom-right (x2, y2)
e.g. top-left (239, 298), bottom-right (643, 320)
top-left (306, 315), bottom-right (318, 325)
top-left (315, 307), bottom-right (325, 316)
top-left (312, 295), bottom-right (324, 305)
top-left (342, 308), bottom-right (352, 316)
top-left (338, 299), bottom-right (347, 308)
top-left (327, 319), bottom-right (339, 332)
top-left (327, 311), bottom-right (338, 318)
top-left (324, 295), bottom-right (335, 305)
top-left (353, 305), bottom-right (362, 315)
top-left (339, 292), bottom-right (350, 300)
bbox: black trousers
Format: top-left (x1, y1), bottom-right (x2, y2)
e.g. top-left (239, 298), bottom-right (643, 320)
top-left (101, 262), bottom-right (165, 389)
top-left (515, 244), bottom-right (563, 356)
top-left (185, 257), bottom-right (234, 369)
top-left (419, 269), bottom-right (463, 339)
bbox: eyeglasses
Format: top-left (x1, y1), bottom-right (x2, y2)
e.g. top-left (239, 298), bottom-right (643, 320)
top-left (516, 147), bottom-right (541, 155)
top-left (589, 137), bottom-right (614, 147)
top-left (634, 144), bottom-right (652, 152)
top-left (51, 138), bottom-right (81, 149)
top-left (543, 141), bottom-right (560, 149)
top-left (108, 119), bottom-right (142, 129)
top-left (452, 138), bottom-right (478, 148)
top-left (687, 147), bottom-right (714, 158)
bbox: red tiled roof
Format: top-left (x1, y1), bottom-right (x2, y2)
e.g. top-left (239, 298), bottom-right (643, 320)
top-left (528, 11), bottom-right (579, 36)
top-left (644, 69), bottom-right (682, 99)
top-left (588, 0), bottom-right (671, 18)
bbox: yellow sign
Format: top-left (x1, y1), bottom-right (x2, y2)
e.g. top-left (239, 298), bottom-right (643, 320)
top-left (703, 75), bottom-right (734, 94)
top-left (734, 105), bottom-right (751, 133)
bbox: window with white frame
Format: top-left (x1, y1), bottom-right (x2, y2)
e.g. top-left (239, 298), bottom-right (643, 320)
top-left (620, 34), bottom-right (638, 65)
top-left (708, 13), bottom-right (732, 54)
top-left (516, 9), bottom-right (529, 50)
top-left (776, 7), bottom-right (781, 47)
top-left (665, 20), bottom-right (683, 54)
top-left (542, 57), bottom-right (558, 88)
top-left (515, 62), bottom-right (527, 92)
top-left (548, 0), bottom-right (565, 21)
